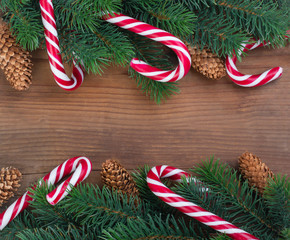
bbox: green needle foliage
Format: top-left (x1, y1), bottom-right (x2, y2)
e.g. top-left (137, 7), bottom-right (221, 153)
top-left (102, 215), bottom-right (198, 240)
top-left (191, 157), bottom-right (284, 240)
top-left (0, 182), bottom-right (205, 240)
top-left (264, 174), bottom-right (290, 231)
top-left (1, 158), bottom-right (289, 239)
top-left (1, 0), bottom-right (288, 102)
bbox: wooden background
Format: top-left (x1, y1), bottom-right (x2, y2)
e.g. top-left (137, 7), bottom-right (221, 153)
top-left (0, 45), bottom-right (289, 203)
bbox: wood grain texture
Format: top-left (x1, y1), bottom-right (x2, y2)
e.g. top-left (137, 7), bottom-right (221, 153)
top-left (0, 45), bottom-right (289, 204)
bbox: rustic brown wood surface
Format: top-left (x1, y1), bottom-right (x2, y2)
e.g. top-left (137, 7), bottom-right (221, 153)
top-left (0, 45), bottom-right (289, 203)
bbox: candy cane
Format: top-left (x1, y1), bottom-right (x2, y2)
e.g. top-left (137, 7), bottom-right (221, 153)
top-left (40, 0), bottom-right (84, 90)
top-left (226, 39), bottom-right (283, 87)
top-left (147, 165), bottom-right (259, 240)
top-left (0, 156), bottom-right (92, 230)
top-left (103, 13), bottom-right (191, 82)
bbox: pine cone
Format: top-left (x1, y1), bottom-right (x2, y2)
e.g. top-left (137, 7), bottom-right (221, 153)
top-left (0, 167), bottom-right (22, 207)
top-left (186, 42), bottom-right (226, 80)
top-left (0, 19), bottom-right (32, 90)
top-left (239, 152), bottom-right (274, 194)
top-left (101, 159), bottom-right (138, 198)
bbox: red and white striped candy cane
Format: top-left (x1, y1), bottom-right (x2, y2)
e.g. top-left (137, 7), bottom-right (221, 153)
top-left (103, 13), bottom-right (191, 82)
top-left (226, 39), bottom-right (283, 87)
top-left (147, 165), bottom-right (259, 240)
top-left (0, 156), bottom-right (92, 230)
top-left (40, 0), bottom-right (84, 90)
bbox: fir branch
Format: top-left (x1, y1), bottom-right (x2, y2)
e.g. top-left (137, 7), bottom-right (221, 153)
top-left (210, 234), bottom-right (231, 240)
top-left (122, 0), bottom-right (196, 39)
top-left (132, 165), bottom-right (176, 214)
top-left (60, 184), bottom-right (150, 233)
top-left (279, 228), bottom-right (290, 240)
top-left (263, 174), bottom-right (290, 232)
top-left (194, 9), bottom-right (248, 58)
top-left (130, 69), bottom-right (180, 104)
top-left (214, 0), bottom-right (288, 47)
top-left (173, 176), bottom-right (226, 236)
top-left (28, 181), bottom-right (80, 229)
top-left (54, 0), bottom-right (122, 32)
top-left (176, 0), bottom-right (215, 11)
top-left (128, 34), bottom-right (180, 103)
top-left (191, 157), bottom-right (280, 240)
top-left (102, 214), bottom-right (198, 240)
top-left (59, 24), bottom-right (134, 74)
top-left (0, 211), bottom-right (40, 240)
top-left (15, 225), bottom-right (93, 240)
top-left (1, 1), bottom-right (43, 50)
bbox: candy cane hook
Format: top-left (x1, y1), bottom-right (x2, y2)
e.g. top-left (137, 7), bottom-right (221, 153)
top-left (40, 0), bottom-right (84, 90)
top-left (0, 156), bottom-right (92, 230)
top-left (147, 165), bottom-right (259, 240)
top-left (226, 39), bottom-right (283, 87)
top-left (103, 13), bottom-right (192, 82)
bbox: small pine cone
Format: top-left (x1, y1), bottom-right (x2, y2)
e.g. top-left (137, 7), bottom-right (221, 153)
top-left (239, 152), bottom-right (274, 194)
top-left (185, 42), bottom-right (226, 80)
top-left (0, 167), bottom-right (22, 207)
top-left (101, 159), bottom-right (138, 198)
top-left (0, 19), bottom-right (32, 90)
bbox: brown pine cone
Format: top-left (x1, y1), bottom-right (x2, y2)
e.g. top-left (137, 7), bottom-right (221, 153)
top-left (185, 42), bottom-right (226, 80)
top-left (101, 159), bottom-right (138, 198)
top-left (0, 19), bottom-right (32, 90)
top-left (0, 167), bottom-right (22, 206)
top-left (239, 152), bottom-right (274, 194)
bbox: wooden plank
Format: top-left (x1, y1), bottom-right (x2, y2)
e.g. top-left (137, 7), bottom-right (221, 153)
top-left (0, 45), bottom-right (289, 202)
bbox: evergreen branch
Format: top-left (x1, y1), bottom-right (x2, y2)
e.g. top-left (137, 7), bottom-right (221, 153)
top-left (1, 1), bottom-right (43, 50)
top-left (173, 176), bottom-right (226, 236)
top-left (130, 69), bottom-right (180, 104)
top-left (128, 33), bottom-right (180, 103)
top-left (54, 0), bottom-right (122, 32)
top-left (102, 214), bottom-right (198, 240)
top-left (214, 0), bottom-right (288, 47)
top-left (122, 0), bottom-right (196, 38)
top-left (191, 157), bottom-right (280, 240)
top-left (210, 234), bottom-right (231, 240)
top-left (263, 174), bottom-right (290, 232)
top-left (279, 228), bottom-right (290, 240)
top-left (175, 0), bottom-right (215, 11)
top-left (132, 165), bottom-right (176, 214)
top-left (28, 181), bottom-right (80, 229)
top-left (60, 24), bottom-right (134, 74)
top-left (194, 9), bottom-right (248, 58)
top-left (60, 184), bottom-right (150, 232)
top-left (15, 225), bottom-right (93, 240)
top-left (0, 211), bottom-right (40, 240)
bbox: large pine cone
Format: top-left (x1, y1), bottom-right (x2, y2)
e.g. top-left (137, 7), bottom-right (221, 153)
top-left (101, 159), bottom-right (138, 198)
top-left (186, 42), bottom-right (226, 80)
top-left (239, 152), bottom-right (274, 194)
top-left (0, 19), bottom-right (32, 90)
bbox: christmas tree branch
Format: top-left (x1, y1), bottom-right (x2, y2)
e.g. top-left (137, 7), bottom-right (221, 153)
top-left (264, 174), bottom-right (290, 232)
top-left (214, 0), bottom-right (288, 47)
top-left (194, 10), bottom-right (248, 58)
top-left (191, 157), bottom-right (280, 240)
top-left (102, 215), bottom-right (198, 240)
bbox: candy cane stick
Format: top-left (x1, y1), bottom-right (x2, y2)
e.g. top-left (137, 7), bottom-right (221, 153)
top-left (103, 13), bottom-right (191, 82)
top-left (226, 39), bottom-right (283, 87)
top-left (0, 156), bottom-right (92, 230)
top-left (147, 165), bottom-right (259, 240)
top-left (40, 0), bottom-right (84, 90)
